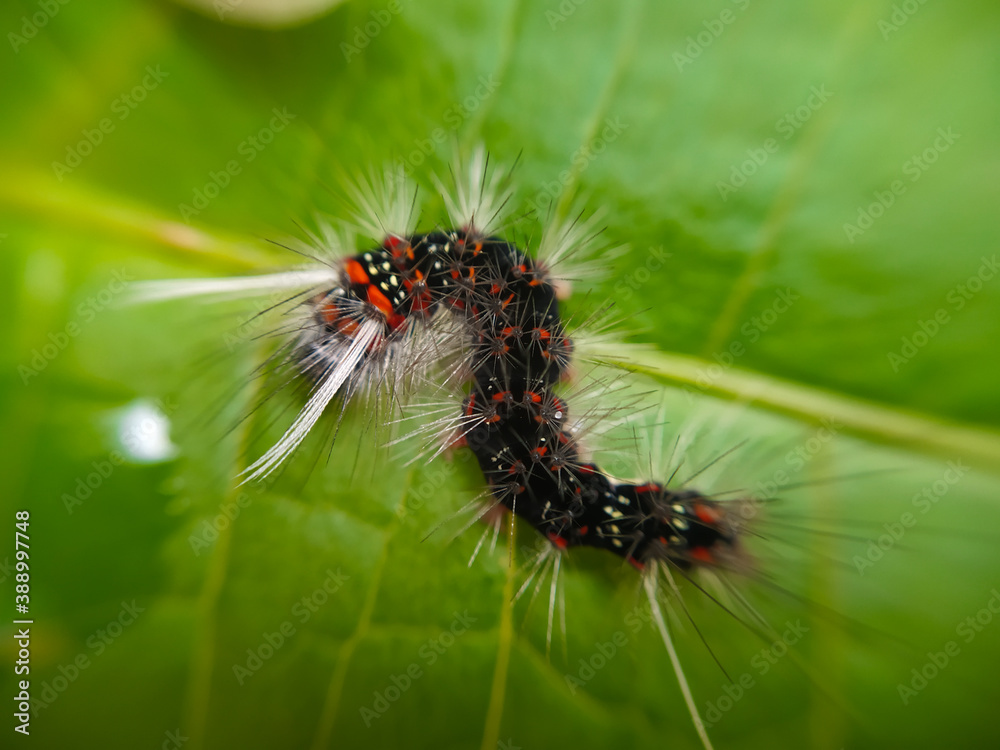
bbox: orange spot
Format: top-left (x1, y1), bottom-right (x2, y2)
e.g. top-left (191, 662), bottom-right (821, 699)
top-left (318, 301), bottom-right (339, 327)
top-left (336, 317), bottom-right (359, 337)
top-left (345, 259), bottom-right (368, 285)
top-left (366, 284), bottom-right (393, 316)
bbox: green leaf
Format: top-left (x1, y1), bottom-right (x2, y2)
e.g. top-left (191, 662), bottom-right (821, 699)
top-left (3, 1), bottom-right (999, 749)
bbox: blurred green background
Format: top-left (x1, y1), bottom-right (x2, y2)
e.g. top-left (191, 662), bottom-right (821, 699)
top-left (2, 0), bottom-right (1000, 748)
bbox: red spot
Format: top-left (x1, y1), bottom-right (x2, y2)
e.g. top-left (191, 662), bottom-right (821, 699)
top-left (365, 285), bottom-right (406, 330)
top-left (345, 259), bottom-right (369, 285)
top-left (635, 483), bottom-right (662, 496)
top-left (491, 391), bottom-right (510, 402)
top-left (547, 533), bottom-right (568, 550)
top-left (694, 501), bottom-right (723, 525)
top-left (579, 525), bottom-right (589, 535)
top-left (627, 557), bottom-right (646, 571)
top-left (690, 547), bottom-right (714, 565)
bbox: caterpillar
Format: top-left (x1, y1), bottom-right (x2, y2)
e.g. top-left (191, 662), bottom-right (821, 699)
top-left (133, 150), bottom-right (810, 750)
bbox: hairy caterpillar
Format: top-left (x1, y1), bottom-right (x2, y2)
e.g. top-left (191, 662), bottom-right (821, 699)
top-left (133, 149), bottom-right (847, 750)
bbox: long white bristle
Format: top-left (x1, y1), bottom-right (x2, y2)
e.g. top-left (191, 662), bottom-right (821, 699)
top-left (434, 145), bottom-right (514, 236)
top-left (345, 164), bottom-right (418, 242)
top-left (240, 316), bottom-right (384, 482)
top-left (644, 570), bottom-right (716, 750)
top-left (126, 269), bottom-right (338, 304)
